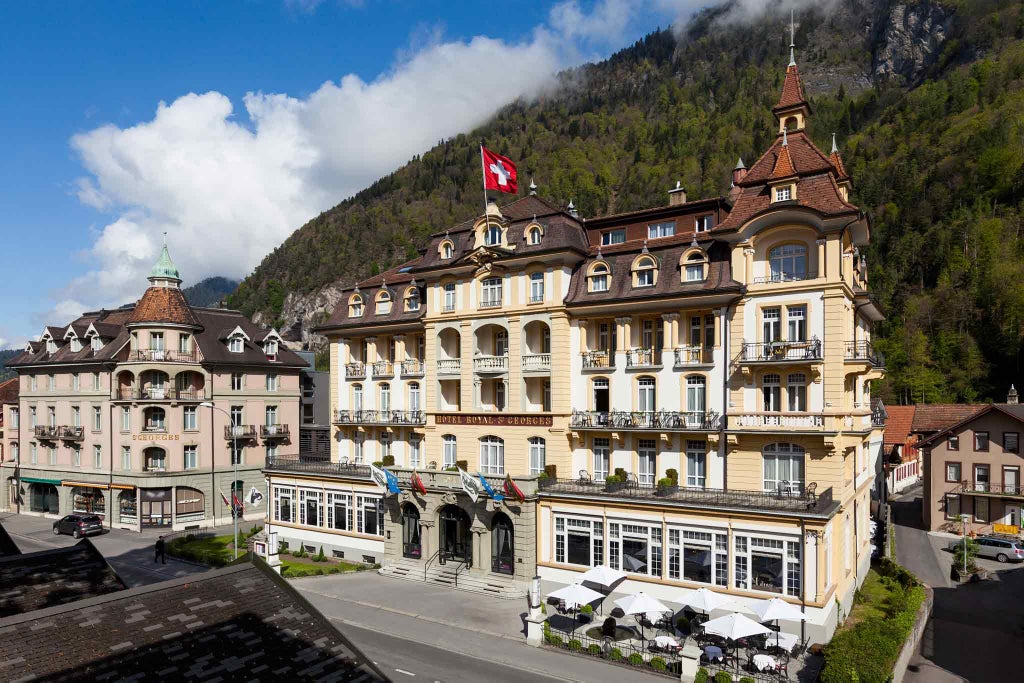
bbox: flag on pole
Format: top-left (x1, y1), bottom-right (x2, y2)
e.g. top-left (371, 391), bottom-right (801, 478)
top-left (478, 473), bottom-right (505, 503)
top-left (458, 468), bottom-right (483, 503)
top-left (504, 474), bottom-right (525, 503)
top-left (219, 489), bottom-right (230, 506)
top-left (481, 146), bottom-right (518, 193)
top-left (411, 471), bottom-right (427, 495)
top-left (369, 463), bottom-right (401, 495)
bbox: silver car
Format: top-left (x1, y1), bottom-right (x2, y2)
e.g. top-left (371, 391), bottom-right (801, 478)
top-left (949, 535), bottom-right (1024, 563)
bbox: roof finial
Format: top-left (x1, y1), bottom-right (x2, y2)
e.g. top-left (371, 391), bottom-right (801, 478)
top-left (782, 128), bottom-right (789, 146)
top-left (789, 9), bottom-right (796, 67)
top-left (831, 132), bottom-right (839, 154)
top-left (641, 239), bottom-right (649, 254)
top-left (529, 178), bottom-right (537, 195)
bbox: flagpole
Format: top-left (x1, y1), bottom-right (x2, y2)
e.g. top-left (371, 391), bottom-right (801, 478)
top-left (479, 142), bottom-right (489, 221)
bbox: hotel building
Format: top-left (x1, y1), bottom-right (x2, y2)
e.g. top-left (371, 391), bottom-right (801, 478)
top-left (264, 52), bottom-right (885, 641)
top-left (1, 246), bottom-right (304, 530)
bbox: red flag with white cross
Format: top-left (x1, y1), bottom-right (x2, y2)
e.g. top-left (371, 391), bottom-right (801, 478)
top-left (481, 146), bottom-right (518, 194)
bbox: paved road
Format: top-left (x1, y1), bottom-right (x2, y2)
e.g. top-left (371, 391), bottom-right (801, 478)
top-left (891, 488), bottom-right (1024, 683)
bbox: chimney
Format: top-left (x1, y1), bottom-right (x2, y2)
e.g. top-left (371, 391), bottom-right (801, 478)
top-left (1009, 384), bottom-right (1019, 405)
top-left (732, 157), bottom-right (748, 186)
top-left (668, 181), bottom-right (687, 207)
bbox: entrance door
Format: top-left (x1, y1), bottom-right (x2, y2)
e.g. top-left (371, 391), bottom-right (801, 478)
top-left (1006, 505), bottom-right (1021, 529)
top-left (141, 488), bottom-right (172, 527)
top-left (402, 504), bottom-right (421, 559)
top-left (439, 505), bottom-right (471, 565)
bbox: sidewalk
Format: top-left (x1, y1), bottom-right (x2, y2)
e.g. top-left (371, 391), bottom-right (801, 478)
top-left (293, 572), bottom-right (668, 683)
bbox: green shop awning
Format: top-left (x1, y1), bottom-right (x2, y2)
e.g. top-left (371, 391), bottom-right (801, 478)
top-left (20, 477), bottom-right (62, 485)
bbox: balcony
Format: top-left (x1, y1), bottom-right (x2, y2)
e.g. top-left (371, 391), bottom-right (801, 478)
top-left (570, 410), bottom-right (721, 431)
top-left (730, 413), bottom-right (829, 431)
top-left (224, 425), bottom-right (258, 440)
top-left (953, 482), bottom-right (1024, 499)
top-left (333, 409), bottom-right (426, 426)
top-left (60, 426), bottom-right (85, 441)
top-left (117, 387), bottom-right (206, 401)
top-left (581, 350), bottom-right (614, 370)
top-left (845, 341), bottom-right (885, 367)
top-left (261, 424), bottom-right (291, 439)
top-left (141, 424), bottom-right (168, 434)
top-left (752, 269), bottom-right (817, 285)
top-left (345, 362), bottom-right (367, 379)
top-left (127, 349), bottom-right (198, 363)
top-left (437, 358), bottom-right (462, 376)
top-left (371, 361), bottom-right (394, 378)
top-left (401, 359), bottom-right (426, 377)
top-left (674, 345), bottom-right (713, 367)
top-left (480, 296), bottom-right (502, 309)
top-left (473, 355), bottom-right (508, 374)
top-left (265, 454), bottom-right (372, 479)
top-left (739, 338), bottom-right (822, 363)
top-left (521, 354), bottom-right (551, 373)
top-left (538, 476), bottom-right (836, 516)
top-left (625, 348), bottom-right (662, 369)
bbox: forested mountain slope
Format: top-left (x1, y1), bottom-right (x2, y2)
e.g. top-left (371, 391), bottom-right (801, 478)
top-left (228, 0), bottom-right (1024, 404)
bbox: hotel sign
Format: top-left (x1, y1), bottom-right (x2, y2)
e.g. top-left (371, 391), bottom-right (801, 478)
top-left (434, 414), bottom-right (553, 427)
top-left (131, 433), bottom-right (181, 442)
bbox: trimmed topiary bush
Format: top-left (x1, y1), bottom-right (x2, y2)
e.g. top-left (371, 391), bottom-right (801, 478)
top-left (568, 639), bottom-right (582, 651)
top-left (665, 468), bottom-right (678, 484)
top-left (628, 653), bottom-right (644, 666)
top-left (694, 668), bottom-right (709, 683)
top-left (650, 656), bottom-right (667, 671)
top-left (608, 648), bottom-right (623, 661)
top-left (714, 671), bottom-right (732, 683)
top-left (740, 677), bottom-right (756, 683)
top-left (587, 644), bottom-right (601, 656)
top-left (544, 464), bottom-right (557, 479)
top-left (382, 454), bottom-right (395, 466)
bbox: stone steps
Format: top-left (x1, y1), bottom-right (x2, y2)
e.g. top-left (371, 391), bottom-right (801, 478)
top-left (378, 558), bottom-right (527, 600)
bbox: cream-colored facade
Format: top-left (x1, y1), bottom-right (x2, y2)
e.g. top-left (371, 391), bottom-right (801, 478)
top-left (263, 55), bottom-right (885, 642)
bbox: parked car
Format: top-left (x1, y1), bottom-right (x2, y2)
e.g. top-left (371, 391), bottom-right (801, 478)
top-left (948, 535), bottom-right (1024, 563)
top-left (52, 514), bottom-right (104, 539)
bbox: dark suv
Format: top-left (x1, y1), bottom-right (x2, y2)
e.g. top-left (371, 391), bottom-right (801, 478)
top-left (52, 514), bottom-right (104, 539)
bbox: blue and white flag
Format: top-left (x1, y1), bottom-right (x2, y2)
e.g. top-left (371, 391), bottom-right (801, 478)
top-left (478, 473), bottom-right (505, 502)
top-left (369, 463), bottom-right (401, 495)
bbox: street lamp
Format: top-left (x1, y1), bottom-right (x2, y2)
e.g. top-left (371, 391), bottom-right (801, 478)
top-left (200, 401), bottom-right (239, 559)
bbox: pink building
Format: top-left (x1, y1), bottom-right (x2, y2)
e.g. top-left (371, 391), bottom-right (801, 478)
top-left (1, 245), bottom-right (304, 530)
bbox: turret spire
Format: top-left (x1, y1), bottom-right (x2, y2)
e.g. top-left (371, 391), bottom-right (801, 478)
top-left (148, 237), bottom-right (181, 287)
top-left (831, 132), bottom-right (839, 154)
top-left (789, 9), bottom-right (796, 67)
top-left (772, 10), bottom-right (811, 134)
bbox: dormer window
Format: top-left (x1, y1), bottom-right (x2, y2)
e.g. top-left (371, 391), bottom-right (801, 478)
top-left (376, 291), bottom-right (392, 315)
top-left (647, 221), bottom-right (675, 239)
top-left (774, 185), bottom-right (793, 202)
top-left (684, 252), bottom-right (707, 282)
top-left (695, 215), bottom-right (714, 232)
top-left (46, 340), bottom-right (56, 354)
top-left (349, 295), bottom-right (364, 318)
top-left (229, 337), bottom-right (244, 353)
top-left (91, 337), bottom-right (102, 352)
top-left (264, 339), bottom-right (278, 358)
top-left (633, 256), bottom-right (657, 288)
top-left (528, 226), bottom-right (542, 245)
top-left (588, 262), bottom-right (610, 293)
top-left (70, 338), bottom-right (82, 352)
top-left (601, 230), bottom-right (625, 246)
top-left (440, 240), bottom-right (454, 259)
top-left (405, 287), bottom-right (420, 312)
top-left (484, 223), bottom-right (501, 246)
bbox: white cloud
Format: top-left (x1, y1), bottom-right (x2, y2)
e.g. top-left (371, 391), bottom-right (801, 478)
top-left (54, 0), bottom-right (839, 324)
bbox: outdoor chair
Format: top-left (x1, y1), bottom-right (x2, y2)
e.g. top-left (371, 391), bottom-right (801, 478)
top-left (578, 470), bottom-right (592, 484)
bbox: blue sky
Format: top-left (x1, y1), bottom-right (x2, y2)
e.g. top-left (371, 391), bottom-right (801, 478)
top-left (0, 0), bottom-right (807, 348)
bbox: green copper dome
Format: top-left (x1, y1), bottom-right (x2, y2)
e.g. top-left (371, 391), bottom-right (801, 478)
top-left (150, 243), bottom-right (181, 281)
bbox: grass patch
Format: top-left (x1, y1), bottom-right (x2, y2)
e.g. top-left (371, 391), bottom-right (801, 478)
top-left (166, 534), bottom-right (238, 567)
top-left (279, 556), bottom-right (364, 578)
top-left (844, 570), bottom-right (891, 626)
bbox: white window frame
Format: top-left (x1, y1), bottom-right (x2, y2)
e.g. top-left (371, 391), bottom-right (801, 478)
top-left (530, 271), bottom-right (545, 303)
top-left (555, 515), bottom-right (604, 567)
top-left (121, 446), bottom-right (131, 470)
top-left (787, 305), bottom-right (807, 341)
top-left (762, 443), bottom-right (806, 493)
top-left (266, 373), bottom-right (278, 391)
top-left (601, 230), bottom-right (625, 246)
top-left (480, 436), bottom-right (505, 475)
top-left (637, 439), bottom-right (657, 487)
top-left (529, 437), bottom-right (546, 475)
top-left (647, 221), bottom-right (675, 239)
top-left (443, 283), bottom-right (456, 311)
top-left (481, 278), bottom-right (502, 308)
top-left (229, 336), bottom-right (244, 353)
top-left (685, 440), bottom-right (706, 488)
top-left (787, 373), bottom-right (807, 412)
top-left (593, 437), bottom-right (610, 482)
top-left (443, 435), bottom-right (457, 469)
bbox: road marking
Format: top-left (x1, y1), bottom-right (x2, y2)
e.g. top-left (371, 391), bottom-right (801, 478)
top-left (394, 669), bottom-right (416, 676)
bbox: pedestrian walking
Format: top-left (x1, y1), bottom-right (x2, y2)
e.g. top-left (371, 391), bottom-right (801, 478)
top-left (154, 535), bottom-right (166, 564)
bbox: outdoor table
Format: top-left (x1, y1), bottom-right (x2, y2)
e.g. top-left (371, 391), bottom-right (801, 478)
top-left (753, 653), bottom-right (778, 672)
top-left (704, 645), bottom-right (724, 663)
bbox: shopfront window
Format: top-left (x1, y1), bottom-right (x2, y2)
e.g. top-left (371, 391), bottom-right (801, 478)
top-left (555, 515), bottom-right (603, 567)
top-left (300, 489), bottom-right (323, 527)
top-left (608, 522), bottom-right (662, 577)
top-left (358, 495), bottom-right (384, 536)
top-left (274, 486), bottom-right (295, 523)
top-left (732, 534), bottom-right (801, 597)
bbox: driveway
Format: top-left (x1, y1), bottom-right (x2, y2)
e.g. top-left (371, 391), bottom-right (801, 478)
top-left (891, 489), bottom-right (1024, 683)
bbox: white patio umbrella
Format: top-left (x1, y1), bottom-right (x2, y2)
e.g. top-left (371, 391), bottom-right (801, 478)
top-left (615, 592), bottom-right (673, 640)
top-left (701, 612), bottom-right (772, 641)
top-left (679, 587), bottom-right (734, 614)
top-left (750, 597), bottom-right (806, 650)
top-left (580, 565), bottom-right (626, 614)
top-left (548, 583), bottom-right (604, 632)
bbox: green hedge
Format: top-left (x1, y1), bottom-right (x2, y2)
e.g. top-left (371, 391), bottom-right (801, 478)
top-left (166, 534), bottom-right (234, 567)
top-left (822, 564), bottom-right (926, 683)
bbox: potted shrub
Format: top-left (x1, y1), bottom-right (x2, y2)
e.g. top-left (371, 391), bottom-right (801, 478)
top-left (656, 477), bottom-right (678, 496)
top-left (604, 474), bottom-right (627, 493)
top-left (544, 464), bottom-right (558, 479)
top-left (665, 468), bottom-right (679, 485)
top-left (675, 615), bottom-right (690, 634)
top-left (456, 459), bottom-right (468, 471)
top-left (382, 454), bottom-right (395, 466)
top-left (951, 536), bottom-right (988, 582)
top-left (579, 604), bottom-right (594, 623)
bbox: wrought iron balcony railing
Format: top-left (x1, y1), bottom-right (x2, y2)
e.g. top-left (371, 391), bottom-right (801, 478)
top-left (674, 345), bottom-right (713, 367)
top-left (224, 425), bottom-right (258, 440)
top-left (739, 338), bottom-right (822, 362)
top-left (59, 426), bottom-right (85, 441)
top-left (570, 410), bottom-right (721, 431)
top-left (265, 454), bottom-right (372, 479)
top-left (953, 482), bottom-right (1024, 498)
top-left (845, 341), bottom-right (885, 367)
top-left (581, 350), bottom-right (614, 369)
top-left (371, 361), bottom-right (394, 378)
top-left (752, 269), bottom-right (817, 285)
top-left (401, 359), bottom-right (426, 376)
top-left (625, 348), bottom-right (662, 368)
top-left (333, 409), bottom-right (427, 426)
top-left (261, 424), bottom-right (291, 439)
top-left (127, 349), bottom-right (198, 363)
top-left (117, 387), bottom-right (205, 401)
top-left (34, 425), bottom-right (60, 440)
top-left (345, 362), bottom-right (366, 379)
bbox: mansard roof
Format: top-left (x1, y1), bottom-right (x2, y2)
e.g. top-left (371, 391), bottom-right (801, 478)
top-left (128, 285), bottom-right (200, 327)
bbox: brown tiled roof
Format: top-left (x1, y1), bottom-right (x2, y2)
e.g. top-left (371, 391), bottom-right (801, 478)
top-left (0, 559), bottom-right (388, 682)
top-left (0, 540), bottom-right (125, 617)
top-left (918, 404), bottom-right (1024, 448)
top-left (740, 131), bottom-right (835, 186)
top-left (883, 405), bottom-right (916, 446)
top-left (829, 150), bottom-right (849, 180)
top-left (770, 142), bottom-right (796, 179)
top-left (716, 173), bottom-right (858, 232)
top-left (0, 377), bottom-right (18, 405)
top-left (565, 240), bottom-right (742, 305)
top-left (774, 64), bottom-right (808, 112)
top-left (910, 404), bottom-right (987, 434)
top-left (191, 308), bottom-right (307, 367)
top-left (319, 261), bottom-right (426, 331)
top-left (128, 286), bottom-right (200, 326)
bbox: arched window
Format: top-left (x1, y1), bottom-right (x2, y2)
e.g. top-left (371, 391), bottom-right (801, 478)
top-left (763, 443), bottom-right (805, 493)
top-left (685, 375), bottom-right (706, 418)
top-left (349, 294), bottom-right (364, 317)
top-left (379, 383), bottom-right (390, 413)
top-left (787, 373), bottom-right (807, 412)
top-left (492, 512), bottom-right (514, 575)
top-left (768, 244), bottom-right (807, 282)
top-left (480, 436), bottom-right (504, 475)
top-left (684, 251), bottom-right (707, 282)
top-left (528, 437), bottom-right (545, 475)
top-left (440, 240), bottom-right (455, 259)
top-left (588, 262), bottom-right (610, 292)
top-left (528, 226), bottom-right (542, 245)
top-left (376, 291), bottom-right (392, 315)
top-left (409, 382), bottom-right (421, 413)
top-left (405, 287), bottom-right (420, 311)
top-left (442, 434), bottom-right (457, 469)
top-left (634, 256), bottom-right (657, 288)
top-left (402, 503), bottom-right (421, 558)
top-left (484, 223), bottom-right (502, 246)
top-left (762, 373), bottom-right (781, 412)
top-left (637, 376), bottom-right (656, 413)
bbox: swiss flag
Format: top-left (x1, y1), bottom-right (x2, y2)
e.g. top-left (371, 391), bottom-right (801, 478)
top-left (482, 146), bottom-right (518, 194)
